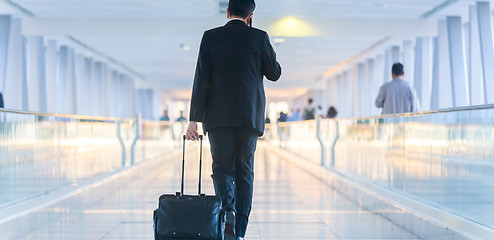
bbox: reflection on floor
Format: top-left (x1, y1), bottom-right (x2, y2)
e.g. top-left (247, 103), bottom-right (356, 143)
top-left (1, 143), bottom-right (422, 240)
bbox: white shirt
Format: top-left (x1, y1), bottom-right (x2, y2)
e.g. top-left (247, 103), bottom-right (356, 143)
top-left (228, 18), bottom-right (246, 24)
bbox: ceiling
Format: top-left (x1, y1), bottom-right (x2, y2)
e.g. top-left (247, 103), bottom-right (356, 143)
top-left (2, 0), bottom-right (483, 93)
top-left (7, 0), bottom-right (476, 18)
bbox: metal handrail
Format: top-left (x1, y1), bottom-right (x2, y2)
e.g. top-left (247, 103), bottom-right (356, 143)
top-left (142, 119), bottom-right (173, 126)
top-left (271, 104), bottom-right (494, 125)
top-left (0, 108), bottom-right (134, 122)
top-left (3, 103), bottom-right (494, 124)
top-left (344, 104), bottom-right (494, 121)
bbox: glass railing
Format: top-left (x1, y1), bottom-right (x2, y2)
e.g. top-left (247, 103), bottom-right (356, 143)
top-left (265, 105), bottom-right (494, 230)
top-left (0, 109), bottom-right (178, 210)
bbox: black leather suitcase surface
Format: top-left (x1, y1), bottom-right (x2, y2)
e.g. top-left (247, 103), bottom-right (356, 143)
top-left (153, 135), bottom-right (224, 240)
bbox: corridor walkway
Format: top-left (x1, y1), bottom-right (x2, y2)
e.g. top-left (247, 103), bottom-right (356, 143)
top-left (1, 143), bottom-right (435, 239)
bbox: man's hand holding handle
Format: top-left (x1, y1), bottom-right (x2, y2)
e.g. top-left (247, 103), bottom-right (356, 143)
top-left (186, 121), bottom-right (201, 141)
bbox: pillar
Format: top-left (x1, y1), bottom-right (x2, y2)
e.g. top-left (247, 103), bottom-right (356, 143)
top-left (391, 46), bottom-right (401, 63)
top-left (437, 20), bottom-right (454, 108)
top-left (45, 40), bottom-right (57, 113)
top-left (402, 40), bottom-right (414, 86)
top-left (367, 58), bottom-right (378, 116)
top-left (92, 62), bottom-right (102, 116)
top-left (0, 15), bottom-right (11, 94)
top-left (4, 19), bottom-right (23, 109)
top-left (431, 38), bottom-right (440, 110)
top-left (477, 2), bottom-right (494, 104)
top-left (82, 57), bottom-right (92, 115)
top-left (25, 36), bottom-right (45, 112)
top-left (447, 16), bottom-right (470, 107)
top-left (414, 37), bottom-right (433, 110)
top-left (469, 5), bottom-right (484, 105)
top-left (56, 46), bottom-right (68, 113)
top-left (74, 53), bottom-right (86, 115)
top-left (357, 63), bottom-right (366, 117)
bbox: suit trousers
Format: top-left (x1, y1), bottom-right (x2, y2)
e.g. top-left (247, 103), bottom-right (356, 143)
top-left (208, 127), bottom-right (258, 238)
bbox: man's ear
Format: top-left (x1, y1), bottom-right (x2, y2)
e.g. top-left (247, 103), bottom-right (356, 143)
top-left (247, 13), bottom-right (254, 21)
top-left (226, 8), bottom-right (230, 18)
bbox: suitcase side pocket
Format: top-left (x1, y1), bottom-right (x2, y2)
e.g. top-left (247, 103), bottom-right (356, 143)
top-left (153, 209), bottom-right (160, 240)
top-left (219, 208), bottom-right (225, 240)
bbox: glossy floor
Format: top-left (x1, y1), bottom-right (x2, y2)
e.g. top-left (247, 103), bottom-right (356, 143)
top-left (1, 143), bottom-right (422, 240)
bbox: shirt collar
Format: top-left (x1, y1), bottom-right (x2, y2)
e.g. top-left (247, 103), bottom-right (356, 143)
top-left (228, 18), bottom-right (247, 25)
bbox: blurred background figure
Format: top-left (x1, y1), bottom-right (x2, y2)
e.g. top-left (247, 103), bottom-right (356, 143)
top-left (303, 98), bottom-right (316, 120)
top-left (176, 111), bottom-right (187, 122)
top-left (326, 106), bottom-right (338, 119)
top-left (265, 115), bottom-right (271, 124)
top-left (287, 109), bottom-right (301, 122)
top-left (160, 110), bottom-right (169, 121)
top-left (375, 63), bottom-right (420, 115)
top-left (316, 105), bottom-right (323, 117)
top-left (277, 111), bottom-right (287, 122)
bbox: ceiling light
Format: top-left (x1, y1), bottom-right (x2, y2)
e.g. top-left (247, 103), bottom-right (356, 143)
top-left (268, 17), bottom-right (320, 37)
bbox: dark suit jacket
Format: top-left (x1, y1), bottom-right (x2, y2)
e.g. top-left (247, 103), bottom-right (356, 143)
top-left (189, 20), bottom-right (282, 135)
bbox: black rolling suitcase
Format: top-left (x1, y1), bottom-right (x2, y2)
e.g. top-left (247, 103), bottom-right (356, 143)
top-left (153, 135), bottom-right (224, 240)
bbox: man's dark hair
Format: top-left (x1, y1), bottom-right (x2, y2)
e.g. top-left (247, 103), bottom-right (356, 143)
top-left (308, 98), bottom-right (313, 104)
top-left (229, 0), bottom-right (256, 18)
top-left (392, 63), bottom-right (404, 76)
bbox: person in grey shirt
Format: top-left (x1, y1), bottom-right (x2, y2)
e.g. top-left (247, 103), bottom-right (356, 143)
top-left (375, 63), bottom-right (420, 114)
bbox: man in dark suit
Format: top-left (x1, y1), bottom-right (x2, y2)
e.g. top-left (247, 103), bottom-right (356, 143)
top-left (185, 0), bottom-right (281, 239)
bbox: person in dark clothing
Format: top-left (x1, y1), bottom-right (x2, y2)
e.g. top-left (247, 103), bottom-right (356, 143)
top-left (265, 116), bottom-right (271, 124)
top-left (326, 106), bottom-right (337, 118)
top-left (0, 92), bottom-right (4, 108)
top-left (302, 98), bottom-right (316, 120)
top-left (160, 110), bottom-right (170, 121)
top-left (176, 111), bottom-right (186, 122)
top-left (277, 111), bottom-right (287, 122)
top-left (185, 0), bottom-right (281, 239)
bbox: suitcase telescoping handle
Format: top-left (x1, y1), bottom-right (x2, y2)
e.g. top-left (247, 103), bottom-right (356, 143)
top-left (181, 135), bottom-right (203, 196)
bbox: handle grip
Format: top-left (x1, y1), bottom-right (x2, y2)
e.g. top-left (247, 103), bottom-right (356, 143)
top-left (183, 135), bottom-right (203, 140)
top-left (181, 135), bottom-right (203, 196)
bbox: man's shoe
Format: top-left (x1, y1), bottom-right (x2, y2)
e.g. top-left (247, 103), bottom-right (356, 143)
top-left (224, 210), bottom-right (236, 240)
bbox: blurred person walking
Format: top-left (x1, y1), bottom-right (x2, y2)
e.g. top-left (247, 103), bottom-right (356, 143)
top-left (287, 109), bottom-right (301, 121)
top-left (375, 63), bottom-right (420, 114)
top-left (159, 110), bottom-right (169, 121)
top-left (326, 106), bottom-right (337, 118)
top-left (185, 0), bottom-right (281, 239)
top-left (277, 111), bottom-right (287, 122)
top-left (176, 111), bottom-right (187, 122)
top-left (302, 98), bottom-right (316, 120)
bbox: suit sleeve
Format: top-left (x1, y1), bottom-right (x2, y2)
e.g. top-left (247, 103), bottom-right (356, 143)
top-left (189, 32), bottom-right (210, 122)
top-left (261, 32), bottom-right (282, 81)
top-left (375, 85), bottom-right (386, 108)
